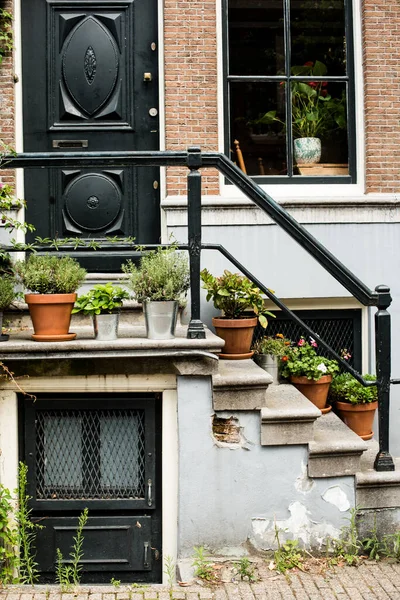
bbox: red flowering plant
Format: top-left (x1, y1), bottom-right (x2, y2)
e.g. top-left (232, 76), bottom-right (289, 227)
top-left (255, 60), bottom-right (346, 139)
top-left (280, 336), bottom-right (339, 381)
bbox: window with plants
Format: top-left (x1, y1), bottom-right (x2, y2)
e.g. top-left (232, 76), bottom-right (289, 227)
top-left (225, 0), bottom-right (355, 182)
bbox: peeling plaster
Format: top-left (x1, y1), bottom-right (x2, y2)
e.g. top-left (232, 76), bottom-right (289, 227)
top-left (322, 486), bottom-right (351, 512)
top-left (295, 461), bottom-right (315, 494)
top-left (250, 502), bottom-right (340, 550)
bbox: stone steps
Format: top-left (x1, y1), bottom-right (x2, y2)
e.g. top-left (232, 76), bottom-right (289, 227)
top-left (356, 440), bottom-right (400, 509)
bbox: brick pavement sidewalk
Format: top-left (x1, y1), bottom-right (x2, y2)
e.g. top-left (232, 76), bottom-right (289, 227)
top-left (1, 562), bottom-right (400, 600)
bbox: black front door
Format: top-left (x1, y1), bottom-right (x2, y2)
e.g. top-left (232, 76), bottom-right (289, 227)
top-left (21, 394), bottom-right (162, 583)
top-left (22, 0), bottom-right (160, 270)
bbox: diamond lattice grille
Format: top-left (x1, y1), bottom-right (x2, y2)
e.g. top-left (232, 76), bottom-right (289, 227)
top-left (254, 313), bottom-right (358, 367)
top-left (35, 409), bottom-right (146, 500)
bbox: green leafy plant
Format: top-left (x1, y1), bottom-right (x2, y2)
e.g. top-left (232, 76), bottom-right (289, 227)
top-left (0, 482), bottom-right (19, 584)
top-left (328, 508), bottom-right (362, 566)
top-left (72, 283), bottom-right (130, 316)
top-left (56, 507), bottom-right (89, 590)
top-left (200, 269), bottom-right (275, 328)
top-left (192, 546), bottom-right (215, 581)
top-left (329, 372), bottom-right (377, 405)
top-left (273, 523), bottom-right (304, 573)
top-left (163, 554), bottom-right (175, 590)
top-left (15, 255), bottom-right (87, 294)
top-left (110, 577), bottom-right (121, 588)
top-left (0, 9), bottom-right (13, 64)
top-left (252, 333), bottom-right (291, 357)
top-left (280, 337), bottom-right (339, 381)
top-left (123, 245), bottom-right (190, 303)
top-left (234, 557), bottom-right (258, 582)
top-left (255, 60), bottom-right (346, 140)
top-left (0, 274), bottom-right (16, 311)
top-left (362, 517), bottom-right (382, 560)
top-left (16, 462), bottom-right (43, 584)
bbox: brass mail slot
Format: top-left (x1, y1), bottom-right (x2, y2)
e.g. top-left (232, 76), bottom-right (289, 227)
top-left (52, 140), bottom-right (88, 149)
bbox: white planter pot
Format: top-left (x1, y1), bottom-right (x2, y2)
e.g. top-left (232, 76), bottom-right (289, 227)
top-left (93, 313), bottom-right (119, 341)
top-left (143, 300), bottom-right (178, 339)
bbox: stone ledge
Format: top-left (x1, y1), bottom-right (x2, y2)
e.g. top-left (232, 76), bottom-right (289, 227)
top-left (356, 440), bottom-right (400, 509)
top-left (260, 383), bottom-right (320, 445)
top-left (308, 411), bottom-right (367, 477)
top-left (212, 359), bottom-right (272, 410)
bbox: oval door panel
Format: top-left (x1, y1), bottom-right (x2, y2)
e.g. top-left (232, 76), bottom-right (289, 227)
top-left (64, 173), bottom-right (122, 231)
top-left (62, 16), bottom-right (119, 116)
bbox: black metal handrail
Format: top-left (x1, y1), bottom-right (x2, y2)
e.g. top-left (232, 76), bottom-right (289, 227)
top-left (0, 147), bottom-right (394, 471)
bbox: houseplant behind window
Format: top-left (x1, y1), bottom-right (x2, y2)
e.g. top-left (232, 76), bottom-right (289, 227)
top-left (15, 254), bottom-right (87, 341)
top-left (122, 245), bottom-right (190, 339)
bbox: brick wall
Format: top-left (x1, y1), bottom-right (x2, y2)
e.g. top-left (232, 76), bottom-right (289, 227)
top-left (0, 0), bottom-right (15, 188)
top-left (164, 0), bottom-right (219, 195)
top-left (362, 0), bottom-right (400, 193)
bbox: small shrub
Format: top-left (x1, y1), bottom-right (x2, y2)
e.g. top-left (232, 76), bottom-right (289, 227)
top-left (15, 255), bottom-right (86, 294)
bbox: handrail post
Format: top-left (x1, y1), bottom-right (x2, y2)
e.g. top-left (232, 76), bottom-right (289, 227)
top-left (374, 285), bottom-right (395, 471)
top-left (186, 146), bottom-right (206, 339)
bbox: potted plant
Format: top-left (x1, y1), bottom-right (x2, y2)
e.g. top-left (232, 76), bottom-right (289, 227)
top-left (122, 245), bottom-right (190, 339)
top-left (255, 60), bottom-right (346, 167)
top-left (252, 333), bottom-right (291, 384)
top-left (0, 272), bottom-right (16, 342)
top-left (329, 372), bottom-right (378, 440)
top-left (200, 269), bottom-right (275, 359)
top-left (15, 254), bottom-right (87, 341)
top-left (280, 337), bottom-right (339, 412)
top-left (72, 283), bottom-right (130, 341)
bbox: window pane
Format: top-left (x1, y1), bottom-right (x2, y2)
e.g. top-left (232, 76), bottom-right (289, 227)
top-left (292, 81), bottom-right (348, 176)
top-left (230, 82), bottom-right (287, 176)
top-left (228, 0), bottom-right (285, 76)
top-left (291, 0), bottom-right (346, 76)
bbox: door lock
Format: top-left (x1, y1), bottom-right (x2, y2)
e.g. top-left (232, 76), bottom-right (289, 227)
top-left (149, 108), bottom-right (158, 117)
top-left (143, 72), bottom-right (152, 81)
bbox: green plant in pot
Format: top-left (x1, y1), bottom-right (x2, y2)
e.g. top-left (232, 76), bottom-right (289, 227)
top-left (280, 337), bottom-right (339, 413)
top-left (200, 269), bottom-right (275, 359)
top-left (122, 245), bottom-right (190, 339)
top-left (329, 372), bottom-right (378, 440)
top-left (255, 60), bottom-right (346, 166)
top-left (72, 283), bottom-right (130, 341)
top-left (15, 254), bottom-right (87, 342)
top-left (252, 333), bottom-right (291, 383)
top-left (0, 273), bottom-right (17, 342)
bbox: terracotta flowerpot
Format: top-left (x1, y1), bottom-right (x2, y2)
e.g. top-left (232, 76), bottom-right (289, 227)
top-left (25, 293), bottom-right (77, 341)
top-left (212, 316), bottom-right (257, 360)
top-left (290, 375), bottom-right (332, 414)
top-left (335, 401), bottom-right (378, 440)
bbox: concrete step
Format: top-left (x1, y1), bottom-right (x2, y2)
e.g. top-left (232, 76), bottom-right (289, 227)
top-left (356, 440), bottom-right (400, 509)
top-left (261, 383), bottom-right (321, 445)
top-left (212, 359), bottom-right (273, 410)
top-left (308, 411), bottom-right (367, 477)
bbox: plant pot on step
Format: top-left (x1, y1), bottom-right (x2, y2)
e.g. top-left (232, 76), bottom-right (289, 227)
top-left (290, 375), bottom-right (332, 414)
top-left (335, 401), bottom-right (378, 441)
top-left (25, 293), bottom-right (77, 341)
top-left (93, 312), bottom-right (120, 341)
top-left (253, 353), bottom-right (279, 384)
top-left (144, 300), bottom-right (179, 339)
top-left (213, 316), bottom-right (257, 359)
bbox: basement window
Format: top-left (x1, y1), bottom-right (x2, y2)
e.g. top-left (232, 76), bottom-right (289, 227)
top-left (224, 0), bottom-right (356, 183)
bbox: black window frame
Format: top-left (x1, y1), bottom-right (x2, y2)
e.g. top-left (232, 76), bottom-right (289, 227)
top-left (223, 0), bottom-right (357, 185)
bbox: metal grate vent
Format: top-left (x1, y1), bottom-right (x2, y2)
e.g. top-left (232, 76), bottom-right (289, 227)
top-left (254, 310), bottom-right (361, 370)
top-left (35, 409), bottom-right (146, 500)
